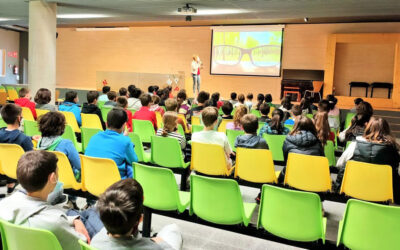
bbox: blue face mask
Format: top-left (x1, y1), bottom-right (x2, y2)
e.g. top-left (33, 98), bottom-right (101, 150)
top-left (47, 181), bottom-right (64, 205)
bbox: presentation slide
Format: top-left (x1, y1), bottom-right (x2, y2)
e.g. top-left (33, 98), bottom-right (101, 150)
top-left (210, 25), bottom-right (284, 77)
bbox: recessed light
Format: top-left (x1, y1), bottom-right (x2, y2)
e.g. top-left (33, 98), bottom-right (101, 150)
top-left (57, 14), bottom-right (111, 19)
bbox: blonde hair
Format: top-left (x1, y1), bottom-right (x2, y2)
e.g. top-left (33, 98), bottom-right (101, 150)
top-left (161, 112), bottom-right (178, 136)
top-left (313, 112), bottom-right (330, 146)
top-left (233, 105), bottom-right (248, 128)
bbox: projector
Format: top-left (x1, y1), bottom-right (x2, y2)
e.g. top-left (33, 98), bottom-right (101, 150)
top-left (178, 4), bottom-right (197, 15)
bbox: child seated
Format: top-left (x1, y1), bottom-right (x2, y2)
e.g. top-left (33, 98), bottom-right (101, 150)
top-left (221, 101), bottom-right (233, 120)
top-left (14, 88), bottom-right (37, 119)
top-left (156, 112), bottom-right (186, 150)
top-left (149, 95), bottom-right (165, 116)
top-left (245, 93), bottom-right (253, 110)
top-left (116, 96), bottom-right (133, 132)
top-left (192, 107), bottom-right (233, 169)
top-left (235, 114), bottom-right (268, 149)
top-left (258, 103), bottom-right (270, 123)
top-left (99, 86), bottom-right (110, 102)
top-left (132, 93), bottom-right (157, 130)
top-left (284, 105), bottom-right (302, 125)
top-left (226, 105), bottom-right (247, 130)
top-left (0, 151), bottom-right (103, 250)
top-left (259, 109), bottom-right (290, 135)
top-left (34, 88), bottom-right (57, 112)
top-left (85, 108), bottom-right (138, 179)
top-left (104, 91), bottom-right (117, 107)
top-left (81, 91), bottom-right (106, 130)
top-left (59, 91), bottom-right (82, 126)
top-left (92, 179), bottom-right (182, 250)
top-left (165, 98), bottom-right (189, 132)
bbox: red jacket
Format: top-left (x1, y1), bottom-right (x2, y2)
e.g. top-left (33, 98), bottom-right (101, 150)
top-left (14, 98), bottom-right (37, 119)
top-left (132, 106), bottom-right (157, 130)
top-left (125, 109), bottom-right (133, 132)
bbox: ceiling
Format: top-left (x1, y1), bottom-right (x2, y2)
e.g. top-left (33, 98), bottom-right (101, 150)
top-left (0, 0), bottom-right (400, 28)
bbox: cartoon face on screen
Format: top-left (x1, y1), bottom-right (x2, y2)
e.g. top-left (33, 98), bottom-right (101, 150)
top-left (211, 31), bottom-right (282, 76)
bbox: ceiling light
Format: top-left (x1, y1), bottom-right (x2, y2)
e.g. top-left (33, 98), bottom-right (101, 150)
top-left (57, 14), bottom-right (111, 19)
top-left (195, 9), bottom-right (248, 15)
top-left (0, 18), bottom-right (18, 22)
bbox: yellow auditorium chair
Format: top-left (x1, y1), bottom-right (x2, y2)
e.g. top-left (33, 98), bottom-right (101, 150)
top-left (234, 147), bottom-right (278, 183)
top-left (52, 151), bottom-right (82, 191)
top-left (191, 115), bottom-right (201, 126)
top-left (155, 111), bottom-right (163, 129)
top-left (339, 161), bottom-right (393, 203)
top-left (284, 153), bottom-right (332, 192)
top-left (177, 114), bottom-right (190, 133)
top-left (60, 111), bottom-right (81, 133)
top-left (7, 88), bottom-right (19, 101)
top-left (81, 113), bottom-right (103, 130)
top-left (0, 144), bottom-right (24, 180)
top-left (191, 142), bottom-right (234, 176)
top-left (36, 109), bottom-right (50, 119)
top-left (268, 107), bottom-right (275, 117)
top-left (217, 119), bottom-right (233, 133)
top-left (21, 107), bottom-right (35, 121)
top-left (0, 92), bottom-right (7, 105)
top-left (80, 155), bottom-right (121, 197)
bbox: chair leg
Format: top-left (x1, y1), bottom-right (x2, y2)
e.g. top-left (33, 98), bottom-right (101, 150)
top-left (142, 207), bottom-right (152, 237)
top-left (180, 167), bottom-right (190, 191)
top-left (388, 88), bottom-right (391, 99)
top-left (365, 87), bottom-right (368, 97)
top-left (349, 87), bottom-right (352, 96)
top-left (370, 87), bottom-right (373, 98)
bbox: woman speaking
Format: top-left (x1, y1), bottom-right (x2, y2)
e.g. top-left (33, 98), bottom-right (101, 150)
top-left (191, 55), bottom-right (202, 96)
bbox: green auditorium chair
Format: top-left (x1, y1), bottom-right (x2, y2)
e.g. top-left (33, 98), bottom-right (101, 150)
top-left (226, 129), bottom-right (245, 152)
top-left (81, 127), bottom-right (102, 153)
top-left (128, 132), bottom-right (150, 163)
top-left (132, 119), bottom-right (155, 143)
top-left (61, 124), bottom-right (82, 153)
top-left (262, 134), bottom-right (286, 162)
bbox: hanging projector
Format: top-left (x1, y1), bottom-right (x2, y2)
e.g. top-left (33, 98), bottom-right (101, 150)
top-left (178, 4), bottom-right (197, 15)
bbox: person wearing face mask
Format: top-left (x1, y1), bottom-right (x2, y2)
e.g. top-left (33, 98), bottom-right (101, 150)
top-left (0, 151), bottom-right (104, 250)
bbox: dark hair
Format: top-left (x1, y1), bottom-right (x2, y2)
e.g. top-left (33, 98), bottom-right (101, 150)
top-left (346, 101), bottom-right (373, 140)
top-left (318, 100), bottom-right (330, 112)
top-left (34, 88), bottom-right (51, 104)
top-left (290, 116), bottom-right (318, 138)
top-left (153, 85), bottom-right (159, 92)
top-left (354, 98), bottom-right (364, 105)
top-left (139, 93), bottom-right (152, 106)
top-left (256, 94), bottom-right (265, 110)
top-left (291, 104), bottom-right (302, 116)
top-left (221, 101), bottom-right (233, 115)
top-left (97, 179), bottom-right (143, 235)
top-left (238, 94), bottom-right (245, 103)
top-left (268, 109), bottom-right (285, 134)
top-left (247, 93), bottom-right (253, 100)
top-left (132, 88), bottom-right (142, 99)
top-left (281, 96), bottom-right (292, 110)
top-left (87, 91), bottom-right (99, 104)
top-left (39, 112), bottom-right (66, 137)
top-left (202, 107), bottom-right (219, 127)
top-left (265, 94), bottom-right (273, 103)
top-left (148, 86), bottom-right (154, 93)
top-left (260, 103), bottom-right (270, 116)
top-left (107, 108), bottom-right (127, 129)
top-left (18, 88), bottom-right (29, 98)
top-left (17, 151), bottom-right (58, 193)
top-left (197, 91), bottom-right (210, 104)
top-left (127, 85), bottom-right (136, 97)
top-left (119, 87), bottom-right (128, 96)
top-left (230, 92), bottom-right (237, 100)
top-left (0, 104), bottom-right (21, 124)
top-left (116, 96), bottom-right (128, 108)
top-left (300, 97), bottom-right (311, 112)
top-left (210, 92), bottom-right (220, 107)
top-left (65, 91), bottom-right (78, 103)
top-left (102, 86), bottom-right (111, 94)
top-left (165, 98), bottom-right (178, 112)
top-left (107, 91), bottom-right (117, 101)
top-left (161, 88), bottom-right (170, 100)
top-left (241, 114), bottom-right (258, 134)
top-left (177, 90), bottom-right (187, 101)
top-left (327, 94), bottom-right (338, 111)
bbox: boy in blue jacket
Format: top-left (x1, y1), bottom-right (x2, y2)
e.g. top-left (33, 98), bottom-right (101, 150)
top-left (59, 91), bottom-right (82, 126)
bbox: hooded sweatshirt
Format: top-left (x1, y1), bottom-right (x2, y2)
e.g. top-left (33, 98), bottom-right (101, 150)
top-left (0, 128), bottom-right (33, 152)
top-left (81, 103), bottom-right (106, 130)
top-left (0, 191), bottom-right (84, 250)
top-left (235, 134), bottom-right (268, 149)
top-left (14, 97), bottom-right (37, 119)
top-left (59, 101), bottom-right (82, 126)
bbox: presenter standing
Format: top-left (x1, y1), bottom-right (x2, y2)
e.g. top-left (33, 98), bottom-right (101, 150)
top-left (191, 55), bottom-right (202, 96)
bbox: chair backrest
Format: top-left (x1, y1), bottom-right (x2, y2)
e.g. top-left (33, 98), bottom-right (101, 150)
top-left (258, 185), bottom-right (326, 243)
top-left (285, 153), bottom-right (332, 192)
top-left (177, 114), bottom-right (190, 133)
top-left (250, 109), bottom-right (261, 118)
top-left (217, 119), bottom-right (233, 133)
top-left (100, 106), bottom-right (113, 122)
top-left (324, 140), bottom-right (336, 167)
top-left (59, 111), bottom-right (81, 133)
top-left (0, 119), bottom-right (7, 128)
top-left (23, 120), bottom-right (41, 137)
top-left (262, 134), bottom-right (286, 161)
top-left (36, 109), bottom-right (49, 118)
top-left (0, 219), bottom-right (63, 250)
top-left (81, 113), bottom-right (103, 130)
top-left (61, 124), bottom-right (82, 153)
top-left (235, 148), bottom-right (277, 183)
top-left (177, 124), bottom-right (185, 136)
top-left (0, 92), bottom-right (7, 105)
top-left (190, 175), bottom-right (251, 226)
top-left (191, 116), bottom-right (201, 126)
top-left (151, 136), bottom-right (185, 168)
top-left (345, 112), bottom-right (356, 129)
top-left (191, 142), bottom-right (229, 176)
top-left (0, 144), bottom-right (24, 179)
top-left (97, 101), bottom-right (106, 110)
top-left (191, 124), bottom-right (204, 133)
top-left (80, 155), bottom-right (121, 197)
top-left (81, 127), bottom-right (102, 153)
top-left (155, 111), bottom-right (163, 129)
top-left (52, 151), bottom-right (81, 190)
top-left (337, 199), bottom-right (400, 249)
top-left (268, 107), bottom-right (275, 117)
top-left (312, 81), bottom-right (324, 92)
top-left (132, 119), bottom-right (155, 143)
top-left (226, 129), bottom-right (245, 152)
top-left (21, 107), bottom-right (35, 121)
top-left (134, 163), bottom-right (185, 212)
top-left (7, 89), bottom-right (19, 101)
top-left (339, 161), bottom-right (393, 202)
top-left (128, 132), bottom-right (146, 162)
top-left (79, 240), bottom-right (97, 250)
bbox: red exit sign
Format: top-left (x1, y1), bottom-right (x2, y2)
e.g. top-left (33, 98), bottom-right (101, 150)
top-left (7, 51), bottom-right (18, 58)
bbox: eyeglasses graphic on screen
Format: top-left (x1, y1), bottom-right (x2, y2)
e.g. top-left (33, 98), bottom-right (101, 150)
top-left (213, 45), bottom-right (281, 67)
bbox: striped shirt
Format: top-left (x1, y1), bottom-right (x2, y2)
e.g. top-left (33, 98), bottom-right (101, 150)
top-left (156, 129), bottom-right (187, 150)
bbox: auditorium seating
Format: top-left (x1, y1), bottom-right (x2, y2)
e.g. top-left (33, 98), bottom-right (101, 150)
top-left (226, 129), bottom-right (245, 152)
top-left (191, 142), bottom-right (234, 176)
top-left (132, 119), bottom-right (155, 143)
top-left (79, 240), bottom-right (96, 250)
top-left (21, 107), bottom-right (35, 121)
top-left (60, 111), bottom-right (81, 133)
top-left (61, 124), bottom-right (82, 153)
top-left (0, 143), bottom-right (24, 180)
top-left (35, 109), bottom-right (49, 118)
top-left (217, 119), bottom-right (233, 133)
top-left (23, 120), bottom-right (40, 137)
top-left (81, 113), bottom-right (103, 130)
top-left (53, 151), bottom-right (82, 191)
top-left (128, 132), bottom-right (151, 163)
top-left (81, 127), bottom-right (102, 153)
top-left (262, 134), bottom-right (286, 162)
